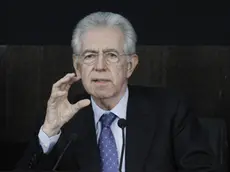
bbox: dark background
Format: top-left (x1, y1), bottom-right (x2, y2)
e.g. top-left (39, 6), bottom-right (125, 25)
top-left (1, 0), bottom-right (230, 170)
top-left (1, 0), bottom-right (230, 45)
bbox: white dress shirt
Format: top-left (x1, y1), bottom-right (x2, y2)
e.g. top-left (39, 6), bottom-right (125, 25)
top-left (38, 87), bottom-right (128, 172)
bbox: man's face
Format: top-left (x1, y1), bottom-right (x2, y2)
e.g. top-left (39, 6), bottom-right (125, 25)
top-left (73, 26), bottom-right (138, 99)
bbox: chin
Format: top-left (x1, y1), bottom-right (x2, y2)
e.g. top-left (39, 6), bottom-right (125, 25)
top-left (87, 85), bottom-right (116, 99)
top-left (93, 89), bottom-right (116, 99)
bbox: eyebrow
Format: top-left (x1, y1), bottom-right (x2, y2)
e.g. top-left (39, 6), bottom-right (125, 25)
top-left (81, 48), bottom-right (119, 55)
top-left (103, 48), bottom-right (119, 53)
top-left (81, 49), bottom-right (98, 55)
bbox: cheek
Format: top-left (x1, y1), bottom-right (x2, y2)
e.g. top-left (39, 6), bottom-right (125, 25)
top-left (111, 64), bottom-right (127, 83)
top-left (80, 67), bottom-right (92, 83)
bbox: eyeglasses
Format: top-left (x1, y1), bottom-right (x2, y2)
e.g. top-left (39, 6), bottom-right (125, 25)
top-left (75, 51), bottom-right (130, 65)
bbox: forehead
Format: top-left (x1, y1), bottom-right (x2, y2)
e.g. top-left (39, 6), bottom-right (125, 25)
top-left (81, 27), bottom-right (124, 52)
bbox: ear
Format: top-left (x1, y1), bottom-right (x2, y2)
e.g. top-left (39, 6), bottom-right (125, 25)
top-left (126, 54), bottom-right (139, 78)
top-left (72, 54), bottom-right (81, 78)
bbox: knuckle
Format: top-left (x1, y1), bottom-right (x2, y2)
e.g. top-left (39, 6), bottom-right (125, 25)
top-left (50, 91), bottom-right (56, 97)
top-left (47, 99), bottom-right (52, 106)
top-left (52, 83), bottom-right (57, 88)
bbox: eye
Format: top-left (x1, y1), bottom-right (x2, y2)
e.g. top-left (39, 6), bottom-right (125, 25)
top-left (84, 54), bottom-right (96, 59)
top-left (106, 52), bottom-right (118, 58)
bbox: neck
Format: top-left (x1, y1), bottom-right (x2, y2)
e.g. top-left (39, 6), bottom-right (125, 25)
top-left (92, 84), bottom-right (128, 110)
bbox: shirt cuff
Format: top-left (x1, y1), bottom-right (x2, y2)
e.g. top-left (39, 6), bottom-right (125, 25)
top-left (38, 125), bottom-right (61, 154)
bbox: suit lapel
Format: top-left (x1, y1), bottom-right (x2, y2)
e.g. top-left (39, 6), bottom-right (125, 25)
top-left (126, 85), bottom-right (158, 172)
top-left (70, 85), bottom-right (158, 172)
top-left (71, 100), bottom-right (101, 172)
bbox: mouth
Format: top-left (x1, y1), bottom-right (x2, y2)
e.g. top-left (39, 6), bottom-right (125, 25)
top-left (92, 79), bottom-right (111, 84)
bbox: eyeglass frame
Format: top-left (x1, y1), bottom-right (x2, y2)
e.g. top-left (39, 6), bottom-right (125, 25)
top-left (73, 49), bottom-right (134, 66)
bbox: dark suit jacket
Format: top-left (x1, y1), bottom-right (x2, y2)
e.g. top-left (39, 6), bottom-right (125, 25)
top-left (16, 85), bottom-right (217, 172)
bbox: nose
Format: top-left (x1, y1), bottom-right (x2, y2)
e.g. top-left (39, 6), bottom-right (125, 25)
top-left (94, 53), bottom-right (107, 71)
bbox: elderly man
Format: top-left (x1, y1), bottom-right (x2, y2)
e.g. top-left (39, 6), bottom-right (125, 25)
top-left (17, 12), bottom-right (216, 172)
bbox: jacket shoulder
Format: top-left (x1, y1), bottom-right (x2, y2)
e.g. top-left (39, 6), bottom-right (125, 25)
top-left (128, 84), bottom-right (185, 102)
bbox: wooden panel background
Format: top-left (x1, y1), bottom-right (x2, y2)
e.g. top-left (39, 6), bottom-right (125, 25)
top-left (1, 45), bottom-right (230, 143)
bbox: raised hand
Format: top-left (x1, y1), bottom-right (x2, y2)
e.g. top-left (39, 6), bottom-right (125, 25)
top-left (42, 73), bottom-right (90, 137)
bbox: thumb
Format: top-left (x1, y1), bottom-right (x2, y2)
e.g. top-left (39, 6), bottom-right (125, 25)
top-left (72, 99), bottom-right (91, 113)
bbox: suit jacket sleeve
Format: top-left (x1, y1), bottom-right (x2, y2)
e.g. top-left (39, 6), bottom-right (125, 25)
top-left (15, 125), bottom-right (78, 170)
top-left (15, 93), bottom-right (88, 171)
top-left (15, 132), bottom-right (60, 170)
top-left (172, 96), bottom-right (218, 171)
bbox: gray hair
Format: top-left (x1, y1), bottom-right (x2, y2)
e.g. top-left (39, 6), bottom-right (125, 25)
top-left (71, 11), bottom-right (137, 56)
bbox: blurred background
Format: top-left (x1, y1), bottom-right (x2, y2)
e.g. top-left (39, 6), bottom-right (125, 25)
top-left (1, 0), bottom-right (230, 170)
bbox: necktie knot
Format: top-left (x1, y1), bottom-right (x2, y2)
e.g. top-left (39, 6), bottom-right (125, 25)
top-left (100, 112), bottom-right (116, 128)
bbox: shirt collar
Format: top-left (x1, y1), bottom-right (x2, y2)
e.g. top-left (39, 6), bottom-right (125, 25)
top-left (91, 87), bottom-right (129, 125)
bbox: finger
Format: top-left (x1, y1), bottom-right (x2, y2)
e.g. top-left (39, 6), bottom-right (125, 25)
top-left (54, 73), bottom-right (74, 89)
top-left (52, 90), bottom-right (67, 98)
top-left (60, 73), bottom-right (78, 90)
top-left (72, 99), bottom-right (91, 113)
top-left (71, 73), bottom-right (81, 84)
top-left (63, 72), bottom-right (81, 90)
top-left (50, 90), bottom-right (67, 98)
top-left (53, 73), bottom-right (78, 90)
top-left (64, 76), bottom-right (81, 90)
top-left (49, 91), bottom-right (67, 103)
top-left (62, 73), bottom-right (76, 80)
